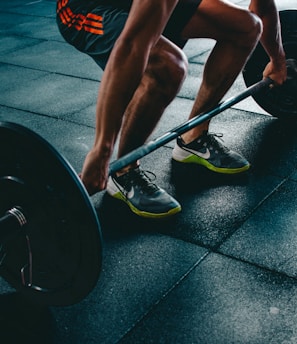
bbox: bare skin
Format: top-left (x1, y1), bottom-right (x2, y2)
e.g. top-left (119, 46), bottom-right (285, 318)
top-left (80, 0), bottom-right (287, 195)
top-left (81, 0), bottom-right (181, 194)
top-left (117, 37), bottom-right (188, 172)
top-left (250, 0), bottom-right (287, 82)
top-left (180, 0), bottom-right (287, 144)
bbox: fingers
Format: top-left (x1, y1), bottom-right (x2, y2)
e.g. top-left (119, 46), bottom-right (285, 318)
top-left (79, 150), bottom-right (109, 196)
top-left (262, 58), bottom-right (288, 86)
top-left (80, 172), bottom-right (107, 196)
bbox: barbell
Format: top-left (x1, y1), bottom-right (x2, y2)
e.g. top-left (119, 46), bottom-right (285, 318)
top-left (0, 122), bottom-right (103, 306)
top-left (110, 9), bottom-right (297, 173)
top-left (0, 10), bottom-right (296, 307)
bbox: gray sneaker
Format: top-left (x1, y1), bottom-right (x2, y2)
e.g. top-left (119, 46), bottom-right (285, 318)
top-left (172, 132), bottom-right (250, 174)
top-left (106, 167), bottom-right (181, 218)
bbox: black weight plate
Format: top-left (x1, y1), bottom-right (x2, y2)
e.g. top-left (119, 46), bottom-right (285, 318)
top-left (0, 122), bottom-right (102, 306)
top-left (243, 10), bottom-right (297, 119)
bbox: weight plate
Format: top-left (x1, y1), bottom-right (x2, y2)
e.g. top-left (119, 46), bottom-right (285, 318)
top-left (242, 10), bottom-right (297, 119)
top-left (0, 122), bottom-right (102, 306)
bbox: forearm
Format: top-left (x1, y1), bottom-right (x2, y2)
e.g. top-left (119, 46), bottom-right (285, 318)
top-left (249, 0), bottom-right (285, 62)
top-left (93, 40), bottom-right (149, 154)
top-left (93, 0), bottom-right (179, 154)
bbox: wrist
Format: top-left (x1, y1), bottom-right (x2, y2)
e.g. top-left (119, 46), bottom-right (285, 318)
top-left (270, 47), bottom-right (286, 63)
top-left (92, 140), bottom-right (113, 161)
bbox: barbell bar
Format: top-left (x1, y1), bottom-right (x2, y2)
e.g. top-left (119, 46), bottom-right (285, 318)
top-left (109, 77), bottom-right (273, 174)
top-left (110, 9), bottom-right (297, 173)
top-left (0, 9), bottom-right (296, 307)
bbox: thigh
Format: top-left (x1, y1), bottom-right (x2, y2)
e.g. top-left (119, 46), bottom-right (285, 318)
top-left (56, 0), bottom-right (131, 69)
top-left (181, 0), bottom-right (254, 40)
top-left (164, 0), bottom-right (202, 48)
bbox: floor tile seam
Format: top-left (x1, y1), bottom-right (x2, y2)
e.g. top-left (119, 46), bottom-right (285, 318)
top-left (0, 61), bottom-right (51, 74)
top-left (1, 10), bottom-right (54, 19)
top-left (288, 174), bottom-right (297, 183)
top-left (116, 251), bottom-right (211, 343)
top-left (214, 250), bottom-right (297, 282)
top-left (0, 60), bottom-right (101, 84)
top-left (1, 33), bottom-right (69, 46)
top-left (175, 90), bottom-right (275, 118)
top-left (187, 57), bottom-right (209, 64)
top-left (0, 35), bottom-right (45, 48)
top-left (1, 34), bottom-right (66, 46)
top-left (174, 94), bottom-right (266, 116)
top-left (210, 177), bottom-right (292, 251)
top-left (0, 104), bottom-right (58, 120)
top-left (176, 94), bottom-right (199, 102)
top-left (50, 115), bottom-right (96, 129)
top-left (243, 174), bottom-right (294, 212)
top-left (0, 104), bottom-right (96, 129)
top-left (268, 170), bottom-right (297, 181)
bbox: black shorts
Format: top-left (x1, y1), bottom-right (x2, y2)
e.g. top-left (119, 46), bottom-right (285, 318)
top-left (56, 0), bottom-right (201, 70)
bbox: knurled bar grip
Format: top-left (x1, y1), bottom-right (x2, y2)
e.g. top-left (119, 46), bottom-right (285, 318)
top-left (109, 77), bottom-right (272, 175)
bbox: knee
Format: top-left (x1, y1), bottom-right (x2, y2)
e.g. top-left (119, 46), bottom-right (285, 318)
top-left (239, 11), bottom-right (263, 50)
top-left (148, 46), bottom-right (188, 100)
top-left (248, 12), bottom-right (263, 43)
top-left (163, 47), bottom-right (188, 87)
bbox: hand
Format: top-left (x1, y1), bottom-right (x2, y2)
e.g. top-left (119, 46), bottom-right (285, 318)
top-left (80, 148), bottom-right (109, 196)
top-left (262, 57), bottom-right (287, 86)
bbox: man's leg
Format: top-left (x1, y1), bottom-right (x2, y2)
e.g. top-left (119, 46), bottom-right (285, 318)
top-left (57, 1), bottom-right (186, 217)
top-left (105, 37), bottom-right (188, 218)
top-left (116, 37), bottom-right (188, 171)
top-left (181, 0), bottom-right (262, 139)
top-left (172, 0), bottom-right (262, 173)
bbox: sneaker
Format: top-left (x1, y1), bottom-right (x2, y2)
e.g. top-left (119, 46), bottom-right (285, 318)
top-left (172, 131), bottom-right (250, 174)
top-left (106, 167), bottom-right (181, 218)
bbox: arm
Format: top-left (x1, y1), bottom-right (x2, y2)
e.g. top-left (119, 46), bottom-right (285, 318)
top-left (249, 0), bottom-right (287, 85)
top-left (81, 0), bottom-right (178, 194)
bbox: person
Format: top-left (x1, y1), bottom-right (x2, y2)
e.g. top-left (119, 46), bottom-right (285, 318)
top-left (56, 0), bottom-right (287, 219)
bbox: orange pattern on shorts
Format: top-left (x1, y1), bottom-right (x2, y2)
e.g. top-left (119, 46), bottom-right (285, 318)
top-left (57, 0), bottom-right (104, 35)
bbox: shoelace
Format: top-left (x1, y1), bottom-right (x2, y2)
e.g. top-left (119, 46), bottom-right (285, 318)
top-left (121, 168), bottom-right (159, 195)
top-left (205, 132), bottom-right (229, 153)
